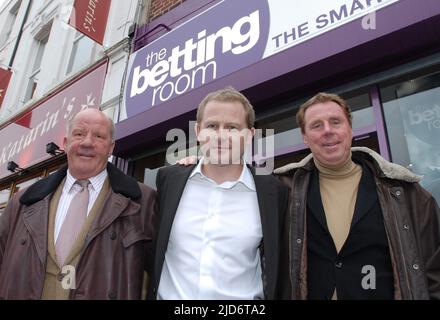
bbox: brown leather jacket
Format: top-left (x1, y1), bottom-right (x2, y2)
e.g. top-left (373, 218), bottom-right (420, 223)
top-left (275, 147), bottom-right (440, 300)
top-left (0, 163), bottom-right (156, 300)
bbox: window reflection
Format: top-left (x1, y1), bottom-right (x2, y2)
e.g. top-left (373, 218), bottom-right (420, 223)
top-left (381, 72), bottom-right (440, 203)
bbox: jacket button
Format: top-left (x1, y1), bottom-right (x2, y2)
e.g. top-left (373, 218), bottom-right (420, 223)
top-left (108, 291), bottom-right (117, 299)
top-left (110, 232), bottom-right (117, 240)
top-left (395, 191), bottom-right (401, 196)
top-left (296, 239), bottom-right (302, 244)
top-left (335, 261), bottom-right (343, 268)
top-left (412, 264), bottom-right (419, 270)
top-left (403, 224), bottom-right (409, 230)
top-left (20, 238), bottom-right (26, 245)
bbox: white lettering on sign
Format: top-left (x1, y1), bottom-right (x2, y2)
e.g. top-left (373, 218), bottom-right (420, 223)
top-left (266, 0), bottom-right (399, 54)
top-left (0, 94), bottom-right (95, 167)
top-left (130, 10), bottom-right (260, 105)
top-left (83, 0), bottom-right (98, 33)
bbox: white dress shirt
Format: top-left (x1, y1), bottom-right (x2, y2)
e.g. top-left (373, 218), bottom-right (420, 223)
top-left (158, 161), bottom-right (264, 300)
top-left (54, 169), bottom-right (108, 242)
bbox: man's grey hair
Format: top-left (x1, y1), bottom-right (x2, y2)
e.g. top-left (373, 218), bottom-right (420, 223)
top-left (66, 110), bottom-right (116, 142)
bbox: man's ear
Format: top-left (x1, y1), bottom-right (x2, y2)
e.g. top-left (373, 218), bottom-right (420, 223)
top-left (195, 122), bottom-right (201, 142)
top-left (63, 136), bottom-right (68, 150)
top-left (246, 127), bottom-right (256, 145)
top-left (109, 141), bottom-right (115, 156)
top-left (303, 134), bottom-right (309, 146)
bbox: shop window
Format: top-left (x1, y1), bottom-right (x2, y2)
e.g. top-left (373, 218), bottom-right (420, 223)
top-left (381, 71), bottom-right (440, 203)
top-left (66, 33), bottom-right (95, 75)
top-left (134, 151), bottom-right (167, 184)
top-left (13, 175), bottom-right (41, 194)
top-left (23, 33), bottom-right (49, 103)
top-left (0, 1), bottom-right (20, 47)
top-left (0, 186), bottom-right (12, 216)
top-left (0, 187), bottom-right (11, 204)
top-left (144, 168), bottom-right (159, 190)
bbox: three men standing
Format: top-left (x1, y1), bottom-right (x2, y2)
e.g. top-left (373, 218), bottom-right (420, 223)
top-left (1, 90), bottom-right (438, 301)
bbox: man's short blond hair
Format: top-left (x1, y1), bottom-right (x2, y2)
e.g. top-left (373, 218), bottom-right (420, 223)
top-left (196, 86), bottom-right (255, 129)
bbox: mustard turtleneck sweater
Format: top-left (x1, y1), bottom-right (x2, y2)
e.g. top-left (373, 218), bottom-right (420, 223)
top-left (314, 155), bottom-right (363, 254)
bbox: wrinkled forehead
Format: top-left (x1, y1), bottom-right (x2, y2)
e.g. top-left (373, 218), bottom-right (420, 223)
top-left (69, 113), bottom-right (111, 133)
top-left (305, 102), bottom-right (347, 121)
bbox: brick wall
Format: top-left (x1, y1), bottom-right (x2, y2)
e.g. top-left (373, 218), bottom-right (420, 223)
top-left (148, 0), bottom-right (187, 22)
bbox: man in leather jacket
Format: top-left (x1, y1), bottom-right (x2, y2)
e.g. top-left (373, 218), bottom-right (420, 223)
top-left (275, 92), bottom-right (440, 300)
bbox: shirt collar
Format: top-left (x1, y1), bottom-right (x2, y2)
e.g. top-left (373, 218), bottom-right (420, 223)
top-left (65, 169), bottom-right (108, 193)
top-left (189, 158), bottom-right (256, 191)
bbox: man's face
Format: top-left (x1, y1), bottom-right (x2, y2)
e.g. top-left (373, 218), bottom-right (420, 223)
top-left (63, 109), bottom-right (114, 180)
top-left (303, 101), bottom-right (352, 167)
top-left (196, 100), bottom-right (254, 166)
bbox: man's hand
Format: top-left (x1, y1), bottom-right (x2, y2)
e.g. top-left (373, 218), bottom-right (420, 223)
top-left (176, 155), bottom-right (198, 166)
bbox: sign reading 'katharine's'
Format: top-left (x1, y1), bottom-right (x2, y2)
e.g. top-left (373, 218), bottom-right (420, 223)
top-left (123, 0), bottom-right (400, 120)
top-left (69, 0), bottom-right (111, 45)
top-left (0, 63), bottom-right (107, 179)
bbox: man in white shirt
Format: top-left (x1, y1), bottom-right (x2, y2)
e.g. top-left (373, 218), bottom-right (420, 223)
top-left (150, 87), bottom-right (289, 300)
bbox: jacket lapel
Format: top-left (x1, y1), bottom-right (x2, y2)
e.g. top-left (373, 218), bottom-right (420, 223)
top-left (351, 163), bottom-right (378, 227)
top-left (85, 191), bottom-right (139, 248)
top-left (307, 169), bottom-right (330, 233)
top-left (252, 168), bottom-right (278, 300)
top-left (154, 165), bottom-right (195, 286)
top-left (47, 180), bottom-right (65, 264)
top-left (22, 199), bottom-right (49, 266)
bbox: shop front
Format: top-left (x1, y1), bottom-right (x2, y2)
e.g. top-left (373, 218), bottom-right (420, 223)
top-left (115, 0), bottom-right (440, 202)
top-left (0, 61), bottom-right (108, 215)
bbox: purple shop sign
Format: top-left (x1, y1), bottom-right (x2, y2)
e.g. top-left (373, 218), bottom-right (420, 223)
top-left (123, 0), bottom-right (400, 119)
top-left (124, 0), bottom-right (270, 119)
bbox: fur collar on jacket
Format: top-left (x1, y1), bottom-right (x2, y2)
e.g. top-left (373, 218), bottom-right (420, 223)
top-left (274, 146), bottom-right (422, 183)
top-left (19, 162), bottom-right (141, 205)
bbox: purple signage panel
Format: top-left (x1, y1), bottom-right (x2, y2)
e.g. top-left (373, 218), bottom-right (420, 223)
top-left (124, 0), bottom-right (270, 118)
top-left (123, 0), bottom-right (401, 119)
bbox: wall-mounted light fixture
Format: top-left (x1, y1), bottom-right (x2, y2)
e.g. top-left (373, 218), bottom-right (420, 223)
top-left (46, 142), bottom-right (64, 156)
top-left (7, 161), bottom-right (24, 173)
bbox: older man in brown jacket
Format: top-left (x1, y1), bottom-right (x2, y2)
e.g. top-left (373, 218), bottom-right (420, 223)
top-left (0, 108), bottom-right (156, 299)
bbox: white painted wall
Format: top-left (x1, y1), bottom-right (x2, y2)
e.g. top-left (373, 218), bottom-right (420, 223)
top-left (0, 0), bottom-right (145, 126)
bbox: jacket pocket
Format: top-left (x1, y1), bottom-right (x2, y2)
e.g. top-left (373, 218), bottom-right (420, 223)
top-left (122, 229), bottom-right (151, 248)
